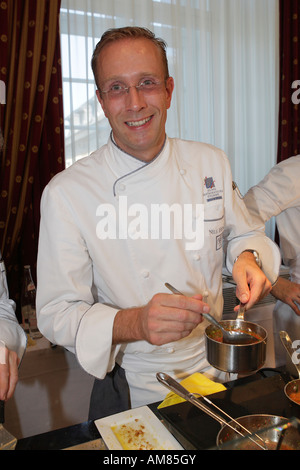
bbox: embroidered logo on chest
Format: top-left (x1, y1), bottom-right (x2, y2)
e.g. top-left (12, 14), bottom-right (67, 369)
top-left (203, 176), bottom-right (223, 203)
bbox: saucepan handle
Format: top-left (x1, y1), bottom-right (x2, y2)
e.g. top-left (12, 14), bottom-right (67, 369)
top-left (236, 303), bottom-right (246, 320)
top-left (156, 372), bottom-right (225, 425)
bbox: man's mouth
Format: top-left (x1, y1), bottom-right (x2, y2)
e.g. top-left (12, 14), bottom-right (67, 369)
top-left (126, 116), bottom-right (152, 127)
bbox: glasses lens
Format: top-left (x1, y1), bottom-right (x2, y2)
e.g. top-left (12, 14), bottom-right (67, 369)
top-left (139, 80), bottom-right (162, 93)
top-left (104, 80), bottom-right (163, 98)
top-left (109, 84), bottom-right (126, 97)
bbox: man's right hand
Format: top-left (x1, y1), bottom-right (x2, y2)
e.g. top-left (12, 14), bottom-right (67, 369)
top-left (112, 292), bottom-right (209, 346)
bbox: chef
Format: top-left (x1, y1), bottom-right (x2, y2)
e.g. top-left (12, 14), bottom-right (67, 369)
top-left (244, 155), bottom-right (300, 366)
top-left (0, 127), bottom-right (27, 401)
top-left (36, 27), bottom-right (280, 419)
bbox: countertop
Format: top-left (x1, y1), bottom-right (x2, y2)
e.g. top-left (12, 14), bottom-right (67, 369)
top-left (14, 368), bottom-right (300, 451)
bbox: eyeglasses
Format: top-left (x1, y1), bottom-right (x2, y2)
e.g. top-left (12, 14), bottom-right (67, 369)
top-left (100, 78), bottom-right (165, 99)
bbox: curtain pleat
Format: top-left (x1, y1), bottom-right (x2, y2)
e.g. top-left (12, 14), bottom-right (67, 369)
top-left (0, 0), bottom-right (65, 319)
top-left (277, 0), bottom-right (300, 162)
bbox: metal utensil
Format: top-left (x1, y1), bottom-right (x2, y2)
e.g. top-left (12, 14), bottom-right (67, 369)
top-left (0, 400), bottom-right (17, 450)
top-left (156, 372), bottom-right (268, 450)
top-left (165, 282), bottom-right (255, 344)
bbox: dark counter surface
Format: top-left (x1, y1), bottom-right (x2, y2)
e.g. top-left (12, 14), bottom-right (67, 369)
top-left (156, 369), bottom-right (300, 449)
top-left (15, 368), bottom-right (300, 450)
top-left (15, 419), bottom-right (101, 450)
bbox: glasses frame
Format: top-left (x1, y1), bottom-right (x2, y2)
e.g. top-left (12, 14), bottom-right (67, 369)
top-left (100, 78), bottom-right (166, 99)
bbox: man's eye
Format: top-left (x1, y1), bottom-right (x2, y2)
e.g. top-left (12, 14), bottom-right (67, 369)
top-left (110, 83), bottom-right (124, 91)
top-left (141, 79), bottom-right (155, 87)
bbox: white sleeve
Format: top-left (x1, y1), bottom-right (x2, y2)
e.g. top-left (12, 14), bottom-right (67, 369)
top-left (0, 259), bottom-right (27, 361)
top-left (222, 162), bottom-right (281, 284)
top-left (75, 303), bottom-right (121, 378)
top-left (244, 155), bottom-right (300, 224)
top-left (36, 185), bottom-right (120, 379)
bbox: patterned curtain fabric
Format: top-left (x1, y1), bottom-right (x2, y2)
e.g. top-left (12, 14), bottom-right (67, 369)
top-left (277, 0), bottom-right (300, 162)
top-left (0, 0), bottom-right (65, 319)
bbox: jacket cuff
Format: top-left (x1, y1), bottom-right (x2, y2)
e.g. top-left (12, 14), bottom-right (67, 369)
top-left (75, 303), bottom-right (121, 379)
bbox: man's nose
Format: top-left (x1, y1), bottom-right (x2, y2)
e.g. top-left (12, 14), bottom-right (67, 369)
top-left (125, 86), bottom-right (146, 110)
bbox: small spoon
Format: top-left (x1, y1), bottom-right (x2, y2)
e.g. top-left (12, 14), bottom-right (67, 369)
top-left (165, 282), bottom-right (256, 344)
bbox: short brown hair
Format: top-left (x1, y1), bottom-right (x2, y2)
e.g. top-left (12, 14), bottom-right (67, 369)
top-left (91, 26), bottom-right (170, 90)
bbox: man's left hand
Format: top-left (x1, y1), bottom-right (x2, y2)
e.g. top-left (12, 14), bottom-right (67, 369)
top-left (232, 251), bottom-right (271, 311)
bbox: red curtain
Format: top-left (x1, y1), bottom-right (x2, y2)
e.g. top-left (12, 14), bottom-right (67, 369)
top-left (0, 0), bottom-right (65, 320)
top-left (277, 0), bottom-right (300, 163)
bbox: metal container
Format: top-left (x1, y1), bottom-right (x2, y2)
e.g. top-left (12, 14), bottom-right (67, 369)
top-left (216, 414), bottom-right (300, 450)
top-left (205, 318), bottom-right (267, 373)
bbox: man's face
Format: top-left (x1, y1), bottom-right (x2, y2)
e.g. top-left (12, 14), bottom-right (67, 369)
top-left (96, 38), bottom-right (174, 162)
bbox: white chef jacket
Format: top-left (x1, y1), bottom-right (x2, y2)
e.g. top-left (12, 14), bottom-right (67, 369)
top-left (37, 135), bottom-right (280, 407)
top-left (0, 256), bottom-right (27, 361)
top-left (244, 155), bottom-right (300, 366)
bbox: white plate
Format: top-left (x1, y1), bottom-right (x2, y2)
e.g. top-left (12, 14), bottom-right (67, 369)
top-left (95, 406), bottom-right (183, 450)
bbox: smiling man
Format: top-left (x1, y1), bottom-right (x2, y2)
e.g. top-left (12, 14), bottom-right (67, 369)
top-left (94, 35), bottom-right (174, 161)
top-left (37, 27), bottom-right (281, 420)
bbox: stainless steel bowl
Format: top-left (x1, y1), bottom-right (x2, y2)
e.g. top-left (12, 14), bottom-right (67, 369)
top-left (216, 414), bottom-right (300, 450)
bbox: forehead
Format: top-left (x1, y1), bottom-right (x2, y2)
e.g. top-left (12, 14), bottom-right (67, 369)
top-left (97, 38), bottom-right (164, 83)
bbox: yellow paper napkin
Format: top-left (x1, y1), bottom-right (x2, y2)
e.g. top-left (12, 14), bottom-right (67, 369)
top-left (26, 334), bottom-right (36, 347)
top-left (157, 372), bottom-right (226, 408)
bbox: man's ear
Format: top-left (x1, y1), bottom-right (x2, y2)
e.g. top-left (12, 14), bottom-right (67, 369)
top-left (165, 76), bottom-right (174, 110)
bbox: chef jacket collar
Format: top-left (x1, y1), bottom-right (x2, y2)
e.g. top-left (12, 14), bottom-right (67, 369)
top-left (110, 131), bottom-right (166, 168)
top-left (108, 131), bottom-right (169, 196)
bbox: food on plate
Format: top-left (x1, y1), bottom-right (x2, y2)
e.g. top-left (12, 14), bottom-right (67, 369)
top-left (112, 418), bottom-right (162, 450)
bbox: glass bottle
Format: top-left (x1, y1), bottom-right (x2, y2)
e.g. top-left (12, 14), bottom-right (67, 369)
top-left (21, 265), bottom-right (42, 339)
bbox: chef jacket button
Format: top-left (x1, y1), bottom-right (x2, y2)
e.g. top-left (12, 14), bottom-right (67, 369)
top-left (118, 183), bottom-right (126, 191)
top-left (166, 347), bottom-right (175, 354)
top-left (193, 253), bottom-right (200, 261)
top-left (141, 269), bottom-right (150, 278)
top-left (180, 169), bottom-right (186, 175)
